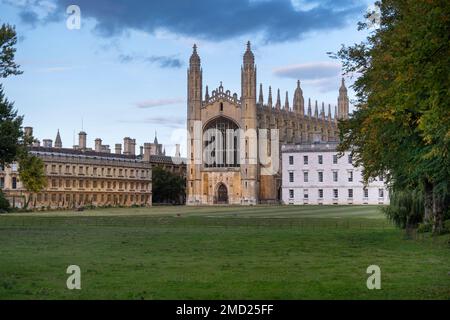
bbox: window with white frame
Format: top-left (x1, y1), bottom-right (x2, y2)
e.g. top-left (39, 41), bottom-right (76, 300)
top-left (333, 155), bottom-right (338, 164)
top-left (348, 154), bottom-right (353, 164)
top-left (289, 156), bottom-right (294, 165)
top-left (333, 171), bottom-right (338, 182)
top-left (364, 187), bottom-right (369, 198)
top-left (303, 171), bottom-right (309, 182)
top-left (289, 189), bottom-right (294, 199)
top-left (348, 171), bottom-right (353, 182)
top-left (348, 189), bottom-right (353, 199)
top-left (303, 156), bottom-right (308, 165)
top-left (318, 189), bottom-right (324, 199)
top-left (303, 189), bottom-right (309, 199)
top-left (289, 171), bottom-right (294, 183)
top-left (333, 189), bottom-right (338, 199)
top-left (318, 155), bottom-right (323, 165)
top-left (379, 188), bottom-right (384, 198)
top-left (318, 171), bottom-right (323, 182)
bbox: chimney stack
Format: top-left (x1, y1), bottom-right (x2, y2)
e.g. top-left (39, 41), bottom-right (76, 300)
top-left (24, 127), bottom-right (33, 137)
top-left (95, 138), bottom-right (102, 152)
top-left (43, 139), bottom-right (53, 148)
top-left (123, 137), bottom-right (136, 156)
top-left (79, 131), bottom-right (87, 150)
top-left (175, 144), bottom-right (181, 158)
top-left (115, 144), bottom-right (122, 155)
top-left (143, 143), bottom-right (152, 162)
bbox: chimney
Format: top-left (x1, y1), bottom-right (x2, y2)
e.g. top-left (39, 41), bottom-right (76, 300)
top-left (123, 137), bottom-right (136, 156)
top-left (24, 127), bottom-right (33, 137)
top-left (95, 138), bottom-right (102, 152)
top-left (79, 131), bottom-right (87, 150)
top-left (140, 146), bottom-right (144, 156)
top-left (115, 144), bottom-right (122, 155)
top-left (175, 144), bottom-right (181, 158)
top-left (143, 143), bottom-right (152, 162)
top-left (43, 139), bottom-right (53, 148)
top-left (33, 139), bottom-right (41, 147)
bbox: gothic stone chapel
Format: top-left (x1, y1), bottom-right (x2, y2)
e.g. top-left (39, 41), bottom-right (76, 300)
top-left (186, 42), bottom-right (349, 205)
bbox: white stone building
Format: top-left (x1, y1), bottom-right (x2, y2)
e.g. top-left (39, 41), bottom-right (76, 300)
top-left (281, 141), bottom-right (389, 205)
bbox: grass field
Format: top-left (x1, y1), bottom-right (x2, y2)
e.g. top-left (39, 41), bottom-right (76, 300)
top-left (0, 205), bottom-right (449, 300)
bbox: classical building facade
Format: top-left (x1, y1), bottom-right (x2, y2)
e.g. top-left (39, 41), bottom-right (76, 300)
top-left (281, 141), bottom-right (389, 205)
top-left (186, 42), bottom-right (349, 205)
top-left (1, 129), bottom-right (186, 209)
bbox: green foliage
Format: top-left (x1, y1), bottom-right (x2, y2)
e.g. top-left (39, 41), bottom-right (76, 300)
top-left (331, 0), bottom-right (450, 233)
top-left (0, 24), bottom-right (28, 167)
top-left (18, 155), bottom-right (47, 193)
top-left (0, 24), bottom-right (22, 79)
top-left (0, 190), bottom-right (10, 213)
top-left (152, 166), bottom-right (185, 204)
top-left (444, 220), bottom-right (450, 233)
top-left (417, 223), bottom-right (432, 234)
top-left (383, 189), bottom-right (424, 228)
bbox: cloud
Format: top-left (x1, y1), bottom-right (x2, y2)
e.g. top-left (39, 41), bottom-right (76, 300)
top-left (135, 98), bottom-right (185, 109)
top-left (145, 56), bottom-right (183, 69)
top-left (119, 116), bottom-right (186, 128)
top-left (10, 0), bottom-right (365, 43)
top-left (273, 62), bottom-right (341, 80)
top-left (119, 54), bottom-right (183, 69)
top-left (274, 61), bottom-right (342, 92)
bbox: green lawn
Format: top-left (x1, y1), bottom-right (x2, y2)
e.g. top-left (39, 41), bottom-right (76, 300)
top-left (0, 205), bottom-right (449, 300)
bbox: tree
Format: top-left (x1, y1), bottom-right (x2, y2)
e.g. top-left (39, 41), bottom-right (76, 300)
top-left (152, 166), bottom-right (186, 204)
top-left (18, 155), bottom-right (47, 208)
top-left (0, 24), bottom-right (46, 209)
top-left (332, 0), bottom-right (450, 233)
top-left (0, 23), bottom-right (25, 166)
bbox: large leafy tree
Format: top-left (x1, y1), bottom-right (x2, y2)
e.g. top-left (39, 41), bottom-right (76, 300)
top-left (152, 166), bottom-right (186, 204)
top-left (1, 24), bottom-right (46, 209)
top-left (333, 0), bottom-right (450, 233)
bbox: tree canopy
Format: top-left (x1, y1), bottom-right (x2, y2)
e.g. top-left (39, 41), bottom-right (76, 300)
top-left (332, 0), bottom-right (450, 233)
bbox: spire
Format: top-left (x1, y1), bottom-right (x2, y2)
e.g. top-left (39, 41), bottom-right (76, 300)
top-left (55, 129), bottom-right (62, 148)
top-left (189, 44), bottom-right (201, 66)
top-left (307, 98), bottom-right (312, 117)
top-left (340, 77), bottom-right (347, 93)
top-left (275, 89), bottom-right (281, 110)
top-left (338, 77), bottom-right (349, 120)
top-left (314, 100), bottom-right (319, 118)
top-left (259, 83), bottom-right (264, 105)
top-left (154, 131), bottom-right (158, 145)
top-left (328, 104), bottom-right (332, 120)
top-left (268, 86), bottom-right (273, 108)
top-left (205, 85), bottom-right (209, 100)
top-left (243, 41), bottom-right (255, 66)
top-left (284, 91), bottom-right (290, 111)
top-left (321, 102), bottom-right (326, 119)
top-left (335, 105), bottom-right (338, 122)
top-left (294, 80), bottom-right (304, 115)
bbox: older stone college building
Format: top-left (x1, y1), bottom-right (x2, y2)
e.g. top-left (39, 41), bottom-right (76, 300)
top-left (0, 128), bottom-right (186, 209)
top-left (186, 42), bottom-right (349, 205)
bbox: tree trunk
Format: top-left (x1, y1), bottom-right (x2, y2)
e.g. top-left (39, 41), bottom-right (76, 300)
top-left (423, 179), bottom-right (433, 223)
top-left (432, 190), bottom-right (444, 235)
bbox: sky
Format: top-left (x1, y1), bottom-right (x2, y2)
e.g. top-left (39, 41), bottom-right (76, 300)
top-left (0, 0), bottom-right (374, 157)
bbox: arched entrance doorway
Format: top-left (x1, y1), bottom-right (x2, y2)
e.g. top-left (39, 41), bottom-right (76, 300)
top-left (216, 183), bottom-right (229, 204)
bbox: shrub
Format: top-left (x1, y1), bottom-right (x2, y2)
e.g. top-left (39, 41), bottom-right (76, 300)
top-left (443, 220), bottom-right (450, 234)
top-left (0, 191), bottom-right (11, 213)
top-left (417, 223), bottom-right (432, 234)
top-left (383, 189), bottom-right (424, 229)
